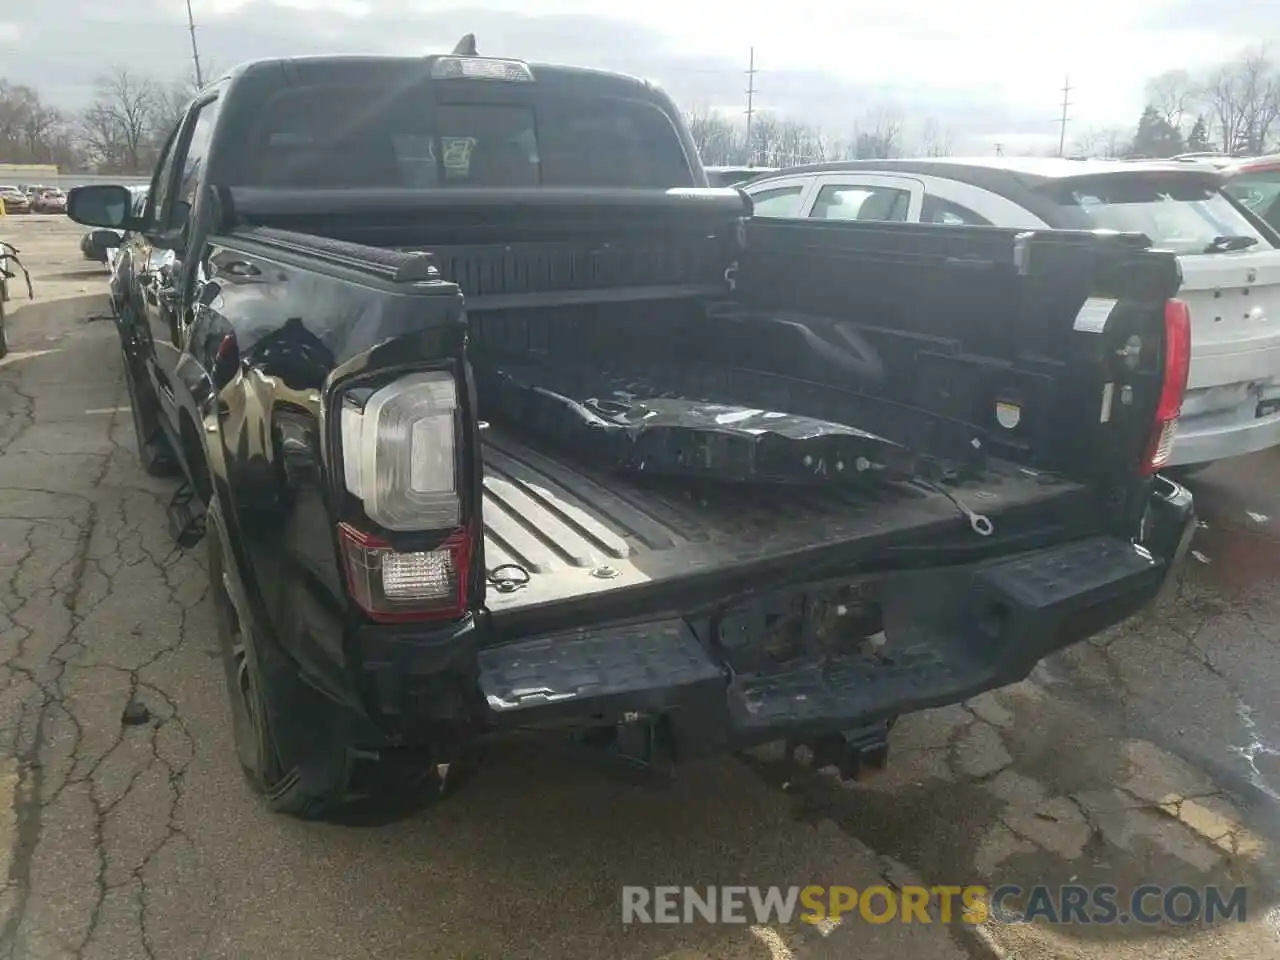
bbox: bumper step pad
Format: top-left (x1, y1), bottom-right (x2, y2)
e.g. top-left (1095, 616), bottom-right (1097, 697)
top-left (477, 619), bottom-right (725, 724)
top-left (729, 647), bottom-right (954, 734)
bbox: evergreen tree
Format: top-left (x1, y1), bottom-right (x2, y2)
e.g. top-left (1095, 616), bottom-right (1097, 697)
top-left (1186, 116), bottom-right (1213, 151)
top-left (1131, 105), bottom-right (1185, 158)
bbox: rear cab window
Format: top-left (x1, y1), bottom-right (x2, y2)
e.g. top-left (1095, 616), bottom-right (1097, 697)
top-left (1040, 174), bottom-right (1274, 256)
top-left (231, 79), bottom-right (693, 190)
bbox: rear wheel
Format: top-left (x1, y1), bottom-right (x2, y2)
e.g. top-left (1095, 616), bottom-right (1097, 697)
top-left (206, 498), bottom-right (454, 822)
top-left (207, 497), bottom-right (344, 816)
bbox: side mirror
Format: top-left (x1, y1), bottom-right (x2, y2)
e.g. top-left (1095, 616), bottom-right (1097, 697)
top-left (66, 184), bottom-right (144, 231)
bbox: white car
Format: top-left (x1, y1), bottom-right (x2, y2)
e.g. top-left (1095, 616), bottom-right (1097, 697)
top-left (740, 157), bottom-right (1280, 471)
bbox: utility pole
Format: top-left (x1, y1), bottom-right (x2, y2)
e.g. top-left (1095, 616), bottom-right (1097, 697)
top-left (186, 0), bottom-right (205, 89)
top-left (744, 47), bottom-right (758, 167)
top-left (1057, 75), bottom-right (1072, 157)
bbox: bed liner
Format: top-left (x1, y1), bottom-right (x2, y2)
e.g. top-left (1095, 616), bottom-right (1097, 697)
top-left (479, 428), bottom-right (1091, 616)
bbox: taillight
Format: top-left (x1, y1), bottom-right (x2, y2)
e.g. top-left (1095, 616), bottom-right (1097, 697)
top-left (336, 370), bottom-right (473, 621)
top-left (1142, 298), bottom-right (1192, 474)
top-left (339, 372), bottom-right (459, 530)
top-left (338, 522), bottom-right (472, 622)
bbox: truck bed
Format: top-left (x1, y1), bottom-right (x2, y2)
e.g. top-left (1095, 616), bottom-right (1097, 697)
top-left (479, 428), bottom-right (1091, 616)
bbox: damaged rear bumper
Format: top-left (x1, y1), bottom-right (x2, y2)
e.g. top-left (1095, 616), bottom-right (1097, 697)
top-left (362, 476), bottom-right (1196, 757)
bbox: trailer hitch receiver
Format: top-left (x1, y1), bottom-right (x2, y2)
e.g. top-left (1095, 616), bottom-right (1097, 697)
top-left (791, 720), bottom-right (892, 781)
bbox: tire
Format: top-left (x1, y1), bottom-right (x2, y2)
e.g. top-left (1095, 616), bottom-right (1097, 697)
top-left (207, 496), bottom-right (342, 817)
top-left (206, 498), bottom-right (452, 822)
top-left (0, 287), bottom-right (8, 361)
top-left (121, 347), bottom-right (180, 477)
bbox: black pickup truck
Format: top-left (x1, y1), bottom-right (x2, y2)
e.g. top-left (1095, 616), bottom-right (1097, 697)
top-left (66, 47), bottom-right (1196, 819)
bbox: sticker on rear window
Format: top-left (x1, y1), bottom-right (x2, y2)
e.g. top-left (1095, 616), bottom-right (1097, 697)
top-left (1073, 297), bottom-right (1118, 334)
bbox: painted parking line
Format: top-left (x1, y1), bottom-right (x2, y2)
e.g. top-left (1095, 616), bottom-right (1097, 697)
top-left (0, 348), bottom-right (59, 368)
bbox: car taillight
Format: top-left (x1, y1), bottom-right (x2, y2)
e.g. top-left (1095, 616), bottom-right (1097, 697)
top-left (339, 371), bottom-right (460, 530)
top-left (337, 370), bottom-right (472, 621)
top-left (1142, 298), bottom-right (1192, 474)
top-left (338, 523), bottom-right (472, 622)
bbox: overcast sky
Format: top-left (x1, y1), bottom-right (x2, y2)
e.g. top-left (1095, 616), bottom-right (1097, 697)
top-left (0, 0), bottom-right (1271, 153)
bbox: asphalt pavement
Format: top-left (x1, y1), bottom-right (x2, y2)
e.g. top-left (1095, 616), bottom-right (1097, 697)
top-left (1, 215), bottom-right (1278, 959)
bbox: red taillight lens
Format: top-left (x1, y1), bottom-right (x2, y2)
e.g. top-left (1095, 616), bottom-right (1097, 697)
top-left (338, 522), bottom-right (473, 623)
top-left (1142, 298), bottom-right (1192, 474)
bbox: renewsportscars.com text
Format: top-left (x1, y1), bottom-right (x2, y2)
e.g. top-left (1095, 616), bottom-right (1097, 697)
top-left (620, 884), bottom-right (1249, 926)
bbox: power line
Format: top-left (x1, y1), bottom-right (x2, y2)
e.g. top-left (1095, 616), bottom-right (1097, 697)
top-left (744, 46), bottom-right (758, 164)
top-left (186, 0), bottom-right (204, 89)
top-left (1057, 75), bottom-right (1072, 157)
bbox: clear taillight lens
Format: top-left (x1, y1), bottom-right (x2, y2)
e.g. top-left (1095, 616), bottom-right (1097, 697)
top-left (338, 523), bottom-right (472, 622)
top-left (339, 372), bottom-right (459, 530)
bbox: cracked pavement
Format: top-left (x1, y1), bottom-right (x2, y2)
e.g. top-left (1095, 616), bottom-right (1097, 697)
top-left (1, 216), bottom-right (1278, 959)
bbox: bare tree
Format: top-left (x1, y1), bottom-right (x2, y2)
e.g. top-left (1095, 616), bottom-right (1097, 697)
top-left (1145, 69), bottom-right (1198, 134)
top-left (1203, 47), bottom-right (1280, 154)
top-left (771, 117), bottom-right (828, 166)
top-left (1229, 48), bottom-right (1279, 153)
top-left (150, 78), bottom-right (197, 144)
top-left (686, 107), bottom-right (747, 166)
top-left (1072, 126), bottom-right (1132, 158)
top-left (1071, 128), bottom-right (1103, 156)
top-left (917, 118), bottom-right (954, 157)
top-left (850, 106), bottom-right (901, 159)
top-left (1262, 81), bottom-right (1280, 151)
top-left (0, 82), bottom-right (35, 156)
top-left (21, 103), bottom-right (64, 161)
top-left (1204, 65), bottom-right (1246, 154)
top-left (79, 67), bottom-right (158, 173)
top-left (0, 79), bottom-right (79, 167)
top-left (3, 68), bottom-right (210, 173)
top-left (0, 81), bottom-right (41, 156)
top-left (747, 113), bottom-right (781, 166)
